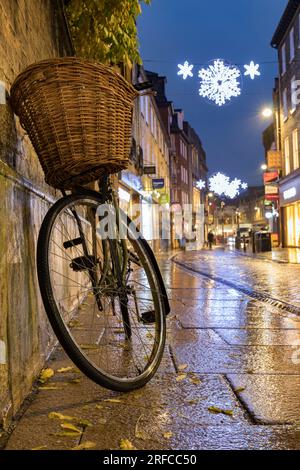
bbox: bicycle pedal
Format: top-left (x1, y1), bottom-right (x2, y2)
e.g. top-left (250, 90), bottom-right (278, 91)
top-left (140, 310), bottom-right (156, 324)
top-left (70, 255), bottom-right (97, 272)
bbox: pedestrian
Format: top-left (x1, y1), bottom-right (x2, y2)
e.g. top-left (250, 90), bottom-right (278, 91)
top-left (207, 231), bottom-right (214, 250)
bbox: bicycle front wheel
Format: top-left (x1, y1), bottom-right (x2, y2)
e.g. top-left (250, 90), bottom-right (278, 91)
top-left (37, 192), bottom-right (166, 391)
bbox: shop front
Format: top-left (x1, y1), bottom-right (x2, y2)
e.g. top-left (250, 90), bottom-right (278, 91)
top-left (279, 171), bottom-right (300, 247)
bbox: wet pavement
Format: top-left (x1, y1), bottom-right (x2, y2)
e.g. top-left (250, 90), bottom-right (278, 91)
top-left (3, 248), bottom-right (300, 450)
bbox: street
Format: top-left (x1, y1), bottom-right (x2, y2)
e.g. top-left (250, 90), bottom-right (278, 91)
top-left (4, 248), bottom-right (300, 450)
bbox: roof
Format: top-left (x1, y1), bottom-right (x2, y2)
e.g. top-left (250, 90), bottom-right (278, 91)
top-left (271, 0), bottom-right (300, 48)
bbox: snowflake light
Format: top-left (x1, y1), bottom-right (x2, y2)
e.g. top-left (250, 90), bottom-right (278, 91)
top-left (196, 179), bottom-right (206, 190)
top-left (177, 61), bottom-right (194, 80)
top-left (209, 172), bottom-right (230, 195)
top-left (209, 173), bottom-right (248, 199)
top-left (198, 59), bottom-right (241, 106)
top-left (225, 178), bottom-right (241, 199)
top-left (244, 61), bottom-right (260, 80)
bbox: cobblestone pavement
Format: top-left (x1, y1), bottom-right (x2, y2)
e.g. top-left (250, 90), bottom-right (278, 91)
top-left (3, 249), bottom-right (300, 450)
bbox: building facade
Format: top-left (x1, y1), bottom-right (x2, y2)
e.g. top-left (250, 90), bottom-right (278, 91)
top-left (271, 0), bottom-right (300, 247)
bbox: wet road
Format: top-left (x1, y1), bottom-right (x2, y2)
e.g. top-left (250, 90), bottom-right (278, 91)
top-left (3, 248), bottom-right (300, 450)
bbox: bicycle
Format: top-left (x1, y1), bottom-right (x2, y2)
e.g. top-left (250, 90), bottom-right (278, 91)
top-left (11, 61), bottom-right (170, 392)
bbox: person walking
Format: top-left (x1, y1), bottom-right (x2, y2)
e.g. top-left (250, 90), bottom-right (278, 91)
top-left (207, 231), bottom-right (214, 250)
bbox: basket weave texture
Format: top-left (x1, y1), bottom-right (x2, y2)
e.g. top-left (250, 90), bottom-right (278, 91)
top-left (10, 57), bottom-right (138, 189)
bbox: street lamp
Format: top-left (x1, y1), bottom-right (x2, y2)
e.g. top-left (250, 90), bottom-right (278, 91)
top-left (261, 107), bottom-right (273, 118)
top-left (261, 163), bottom-right (267, 171)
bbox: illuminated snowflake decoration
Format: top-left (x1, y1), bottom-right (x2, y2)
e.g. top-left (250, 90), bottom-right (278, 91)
top-left (244, 61), bottom-right (260, 80)
top-left (177, 61), bottom-right (194, 80)
top-left (209, 172), bottom-right (248, 199)
top-left (209, 172), bottom-right (230, 195)
top-left (198, 59), bottom-right (241, 106)
top-left (196, 179), bottom-right (206, 190)
top-left (225, 178), bottom-right (241, 199)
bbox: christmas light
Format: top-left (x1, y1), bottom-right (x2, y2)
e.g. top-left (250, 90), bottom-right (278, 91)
top-left (208, 173), bottom-right (248, 199)
top-left (196, 179), bottom-right (206, 190)
top-left (244, 61), bottom-right (260, 80)
top-left (177, 61), bottom-right (194, 80)
top-left (198, 59), bottom-right (241, 106)
top-left (209, 172), bottom-right (230, 195)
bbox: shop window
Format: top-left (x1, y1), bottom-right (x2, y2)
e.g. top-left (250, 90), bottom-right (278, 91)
top-left (284, 136), bottom-right (290, 175)
top-left (292, 129), bottom-right (299, 170)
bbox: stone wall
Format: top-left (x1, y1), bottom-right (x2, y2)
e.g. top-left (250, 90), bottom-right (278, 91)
top-left (0, 0), bottom-right (73, 428)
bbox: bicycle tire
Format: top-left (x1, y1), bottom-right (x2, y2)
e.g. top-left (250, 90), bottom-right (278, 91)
top-left (37, 191), bottom-right (167, 392)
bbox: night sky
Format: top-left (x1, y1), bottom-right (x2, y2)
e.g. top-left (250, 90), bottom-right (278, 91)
top-left (138, 0), bottom-right (288, 185)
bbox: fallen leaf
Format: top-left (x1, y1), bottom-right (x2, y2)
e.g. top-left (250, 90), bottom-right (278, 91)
top-left (57, 367), bottom-right (74, 373)
top-left (77, 419), bottom-right (92, 427)
top-left (48, 412), bottom-right (75, 421)
top-left (72, 441), bottom-right (96, 451)
top-left (31, 445), bottom-right (47, 450)
top-left (178, 364), bottom-right (188, 371)
top-left (98, 418), bottom-right (107, 425)
top-left (104, 398), bottom-right (122, 403)
top-left (146, 332), bottom-right (153, 339)
top-left (80, 344), bottom-right (99, 350)
top-left (119, 439), bottom-right (136, 450)
top-left (208, 406), bottom-right (233, 416)
top-left (68, 378), bottom-right (81, 384)
top-left (234, 387), bottom-right (246, 393)
top-left (95, 404), bottom-right (103, 410)
top-left (189, 377), bottom-right (201, 385)
top-left (60, 422), bottom-right (82, 434)
top-left (54, 431), bottom-right (81, 438)
top-left (187, 399), bottom-right (200, 405)
top-left (39, 368), bottom-right (54, 383)
top-left (68, 320), bottom-right (81, 328)
top-left (163, 431), bottom-right (173, 439)
top-left (176, 373), bottom-right (187, 382)
top-left (38, 386), bottom-right (61, 391)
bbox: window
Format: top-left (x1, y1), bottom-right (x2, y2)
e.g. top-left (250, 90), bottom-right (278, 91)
top-left (145, 97), bottom-right (149, 124)
top-left (291, 76), bottom-right (297, 113)
top-left (292, 129), bottom-right (299, 170)
top-left (281, 43), bottom-right (286, 75)
top-left (283, 88), bottom-right (288, 120)
top-left (285, 136), bottom-right (290, 175)
top-left (290, 27), bottom-right (295, 61)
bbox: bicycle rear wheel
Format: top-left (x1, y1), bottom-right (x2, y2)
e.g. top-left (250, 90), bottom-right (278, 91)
top-left (37, 191), bottom-right (166, 391)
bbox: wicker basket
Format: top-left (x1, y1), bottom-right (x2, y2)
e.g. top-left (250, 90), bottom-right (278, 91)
top-left (10, 57), bottom-right (138, 189)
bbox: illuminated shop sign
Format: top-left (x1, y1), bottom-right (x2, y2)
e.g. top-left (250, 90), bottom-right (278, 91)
top-left (283, 187), bottom-right (297, 200)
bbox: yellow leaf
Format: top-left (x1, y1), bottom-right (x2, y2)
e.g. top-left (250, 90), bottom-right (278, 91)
top-left (38, 386), bottom-right (61, 391)
top-left (54, 431), bottom-right (81, 438)
top-left (57, 367), bottom-right (74, 373)
top-left (95, 404), bottom-right (103, 410)
top-left (163, 431), bottom-right (173, 439)
top-left (234, 387), bottom-right (246, 393)
top-left (187, 399), bottom-right (200, 405)
top-left (178, 364), bottom-right (188, 371)
top-left (39, 368), bottom-right (54, 383)
top-left (48, 412), bottom-right (75, 421)
top-left (68, 378), bottom-right (81, 384)
top-left (208, 406), bottom-right (233, 416)
top-left (31, 445), bottom-right (47, 450)
top-left (189, 377), bottom-right (201, 385)
top-left (119, 439), bottom-right (136, 450)
top-left (72, 441), bottom-right (96, 450)
top-left (77, 419), bottom-right (92, 427)
top-left (104, 398), bottom-right (122, 403)
top-left (176, 373), bottom-right (187, 382)
top-left (80, 344), bottom-right (99, 350)
top-left (60, 422), bottom-right (82, 434)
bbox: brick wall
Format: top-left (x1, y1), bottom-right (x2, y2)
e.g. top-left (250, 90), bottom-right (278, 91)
top-left (0, 0), bottom-right (73, 430)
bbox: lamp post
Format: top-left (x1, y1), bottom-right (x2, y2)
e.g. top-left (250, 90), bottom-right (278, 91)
top-left (221, 201), bottom-right (225, 244)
